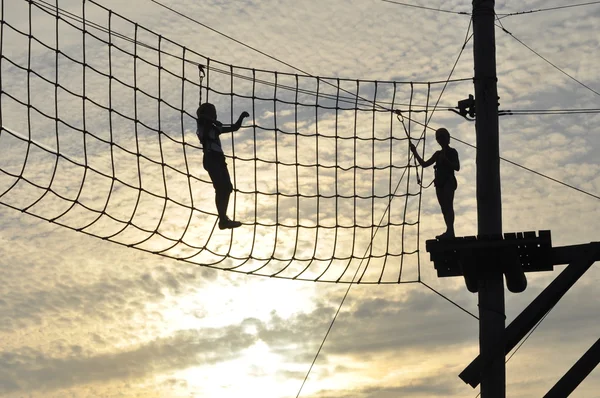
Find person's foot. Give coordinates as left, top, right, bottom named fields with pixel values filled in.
left=218, top=217, right=242, bottom=230
left=436, top=231, right=455, bottom=240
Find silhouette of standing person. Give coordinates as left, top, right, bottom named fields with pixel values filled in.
left=410, top=128, right=460, bottom=239
left=197, top=102, right=249, bottom=230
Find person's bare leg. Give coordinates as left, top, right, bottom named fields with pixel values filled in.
left=215, top=190, right=228, bottom=220
left=435, top=187, right=446, bottom=238
left=436, top=183, right=455, bottom=239
left=442, top=183, right=455, bottom=237
left=216, top=189, right=241, bottom=230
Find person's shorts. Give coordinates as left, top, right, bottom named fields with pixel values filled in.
left=203, top=151, right=233, bottom=194
left=434, top=175, right=457, bottom=191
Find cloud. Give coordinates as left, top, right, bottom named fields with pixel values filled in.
left=0, top=325, right=257, bottom=394
left=0, top=263, right=207, bottom=333
left=257, top=286, right=478, bottom=361
left=311, top=373, right=461, bottom=398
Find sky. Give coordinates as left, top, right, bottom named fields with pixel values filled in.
left=0, top=0, right=599, bottom=397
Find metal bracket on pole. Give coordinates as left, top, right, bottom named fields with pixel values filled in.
left=449, top=94, right=476, bottom=121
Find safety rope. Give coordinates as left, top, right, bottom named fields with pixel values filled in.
left=395, top=111, right=435, bottom=189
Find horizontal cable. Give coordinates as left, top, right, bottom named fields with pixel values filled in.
left=497, top=1, right=600, bottom=18
left=381, top=0, right=471, bottom=16
left=501, top=108, right=600, bottom=116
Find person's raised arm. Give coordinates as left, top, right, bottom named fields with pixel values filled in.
left=409, top=142, right=437, bottom=167
left=220, top=111, right=250, bottom=133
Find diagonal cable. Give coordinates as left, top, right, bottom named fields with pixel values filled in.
left=298, top=17, right=475, bottom=396
left=146, top=0, right=416, bottom=115
left=420, top=281, right=478, bottom=320
left=495, top=22, right=600, bottom=98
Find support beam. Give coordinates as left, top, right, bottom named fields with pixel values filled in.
left=460, top=242, right=600, bottom=388
left=544, top=338, right=600, bottom=398
left=473, top=0, right=504, bottom=396
left=551, top=244, right=600, bottom=265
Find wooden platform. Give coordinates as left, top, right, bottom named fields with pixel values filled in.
left=426, top=230, right=553, bottom=293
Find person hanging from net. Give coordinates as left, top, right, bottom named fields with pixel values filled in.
left=197, top=102, right=250, bottom=230
left=410, top=128, right=460, bottom=239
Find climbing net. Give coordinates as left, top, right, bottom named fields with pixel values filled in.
left=0, top=0, right=467, bottom=283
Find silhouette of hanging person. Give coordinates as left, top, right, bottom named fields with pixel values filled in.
left=197, top=102, right=249, bottom=230
left=410, top=128, right=460, bottom=239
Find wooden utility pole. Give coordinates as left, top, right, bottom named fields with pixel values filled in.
left=473, top=1, right=505, bottom=397
left=428, top=6, right=598, bottom=396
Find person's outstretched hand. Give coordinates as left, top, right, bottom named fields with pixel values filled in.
left=240, top=111, right=250, bottom=119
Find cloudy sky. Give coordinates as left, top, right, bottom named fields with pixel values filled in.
left=1, top=0, right=599, bottom=397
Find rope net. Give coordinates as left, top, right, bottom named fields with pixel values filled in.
left=0, top=0, right=460, bottom=283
